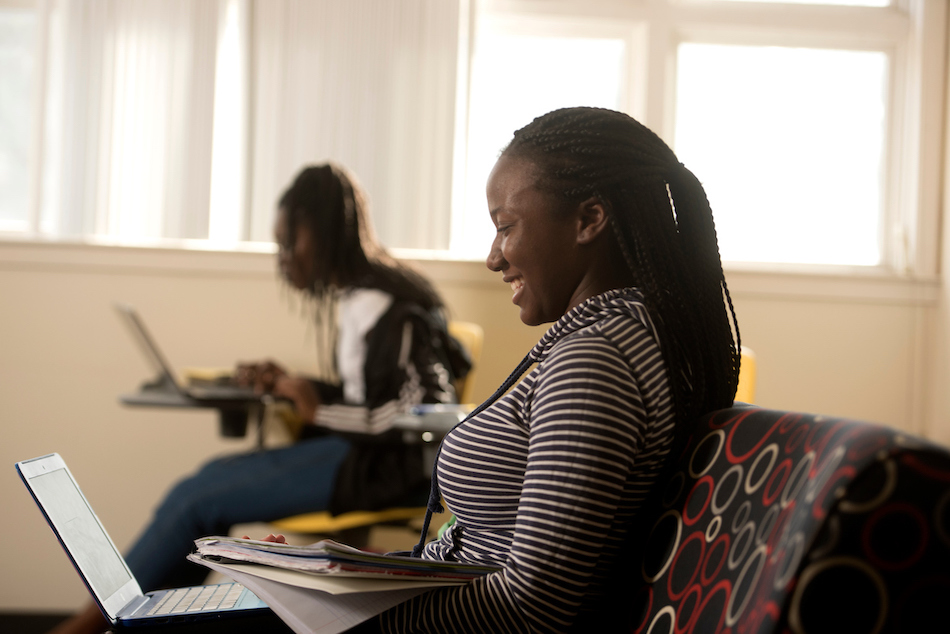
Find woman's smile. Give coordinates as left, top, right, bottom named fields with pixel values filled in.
left=485, top=154, right=592, bottom=326
left=506, top=276, right=524, bottom=301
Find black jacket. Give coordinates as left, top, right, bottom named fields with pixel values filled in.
left=306, top=299, right=470, bottom=514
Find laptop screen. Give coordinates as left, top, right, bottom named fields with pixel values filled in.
left=113, top=303, right=183, bottom=393
left=28, top=468, right=133, bottom=600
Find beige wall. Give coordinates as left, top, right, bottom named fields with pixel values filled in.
left=0, top=244, right=547, bottom=612
left=1, top=241, right=946, bottom=612
left=731, top=288, right=932, bottom=432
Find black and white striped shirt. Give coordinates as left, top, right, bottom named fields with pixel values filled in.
left=381, top=288, right=677, bottom=633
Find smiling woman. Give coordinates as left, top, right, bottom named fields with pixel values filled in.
left=486, top=155, right=634, bottom=327
left=363, top=107, right=741, bottom=633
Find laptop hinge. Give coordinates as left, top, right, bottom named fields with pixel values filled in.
left=120, top=594, right=152, bottom=618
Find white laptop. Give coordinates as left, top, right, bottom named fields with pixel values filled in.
left=114, top=303, right=260, bottom=403
left=16, top=453, right=283, bottom=630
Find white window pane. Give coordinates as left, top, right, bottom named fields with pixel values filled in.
left=720, top=0, right=889, bottom=6
left=208, top=0, right=247, bottom=245
left=38, top=1, right=221, bottom=243
left=675, top=43, right=887, bottom=266
left=0, top=8, right=35, bottom=233
left=455, top=27, right=626, bottom=258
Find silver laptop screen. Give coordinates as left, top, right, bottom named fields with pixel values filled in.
left=30, top=469, right=133, bottom=599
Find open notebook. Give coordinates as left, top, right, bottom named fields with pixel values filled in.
left=16, top=453, right=286, bottom=630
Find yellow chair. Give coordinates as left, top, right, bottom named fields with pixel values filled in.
left=268, top=321, right=484, bottom=545
left=448, top=321, right=483, bottom=404
left=735, top=346, right=757, bottom=404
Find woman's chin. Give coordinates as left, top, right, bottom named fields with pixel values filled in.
left=518, top=307, right=543, bottom=327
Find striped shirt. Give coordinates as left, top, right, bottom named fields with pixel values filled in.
left=381, top=288, right=676, bottom=633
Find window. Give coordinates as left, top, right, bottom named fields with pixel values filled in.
left=724, top=0, right=889, bottom=5
left=1, top=0, right=944, bottom=279
left=35, top=0, right=233, bottom=244
left=460, top=0, right=945, bottom=274
left=4, top=0, right=461, bottom=251
left=674, top=44, right=888, bottom=266
left=0, top=2, right=35, bottom=233
left=452, top=15, right=630, bottom=258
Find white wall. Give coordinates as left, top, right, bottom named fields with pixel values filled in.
left=1, top=239, right=946, bottom=612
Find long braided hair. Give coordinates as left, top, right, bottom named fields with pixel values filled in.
left=410, top=108, right=740, bottom=557
left=503, top=107, right=740, bottom=428
left=278, top=163, right=443, bottom=310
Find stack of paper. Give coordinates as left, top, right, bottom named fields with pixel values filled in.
left=188, top=537, right=500, bottom=634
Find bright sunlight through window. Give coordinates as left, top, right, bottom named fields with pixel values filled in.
left=452, top=25, right=626, bottom=259
left=208, top=0, right=246, bottom=245
left=723, top=0, right=888, bottom=5
left=0, top=8, right=34, bottom=233
left=675, top=43, right=888, bottom=266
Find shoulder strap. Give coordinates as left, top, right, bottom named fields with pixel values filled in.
left=410, top=352, right=536, bottom=557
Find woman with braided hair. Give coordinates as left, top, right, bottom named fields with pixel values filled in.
left=268, top=108, right=740, bottom=634
left=374, top=107, right=740, bottom=633
left=256, top=108, right=739, bottom=633
left=50, top=163, right=470, bottom=634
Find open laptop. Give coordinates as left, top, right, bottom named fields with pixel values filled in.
left=17, top=453, right=286, bottom=630
left=114, top=303, right=259, bottom=403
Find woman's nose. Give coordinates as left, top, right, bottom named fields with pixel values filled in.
left=486, top=238, right=505, bottom=272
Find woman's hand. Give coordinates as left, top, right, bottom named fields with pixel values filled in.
left=272, top=376, right=321, bottom=423
left=241, top=533, right=287, bottom=543
left=234, top=360, right=287, bottom=394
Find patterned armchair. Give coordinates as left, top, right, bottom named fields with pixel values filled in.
left=632, top=403, right=950, bottom=634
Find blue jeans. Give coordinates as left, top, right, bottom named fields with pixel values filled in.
left=124, top=435, right=352, bottom=591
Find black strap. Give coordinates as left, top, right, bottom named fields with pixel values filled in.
left=410, top=353, right=536, bottom=557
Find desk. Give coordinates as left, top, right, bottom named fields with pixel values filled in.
left=120, top=384, right=470, bottom=451
left=391, top=407, right=470, bottom=475
left=120, top=383, right=267, bottom=446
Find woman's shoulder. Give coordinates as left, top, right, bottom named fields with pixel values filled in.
left=531, top=295, right=666, bottom=392
left=546, top=316, right=656, bottom=365
left=339, top=288, right=395, bottom=333
left=533, top=288, right=656, bottom=357
left=341, top=287, right=394, bottom=310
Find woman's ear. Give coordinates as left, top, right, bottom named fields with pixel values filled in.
left=576, top=197, right=611, bottom=245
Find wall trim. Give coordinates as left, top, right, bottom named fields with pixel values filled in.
left=0, top=238, right=940, bottom=305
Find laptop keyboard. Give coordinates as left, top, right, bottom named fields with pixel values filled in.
left=147, top=583, right=245, bottom=616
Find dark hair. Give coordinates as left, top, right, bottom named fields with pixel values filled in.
left=503, top=107, right=740, bottom=424
left=278, top=164, right=442, bottom=310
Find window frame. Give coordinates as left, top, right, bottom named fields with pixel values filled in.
left=449, top=9, right=644, bottom=257
left=470, top=0, right=946, bottom=280
left=0, top=0, right=944, bottom=307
